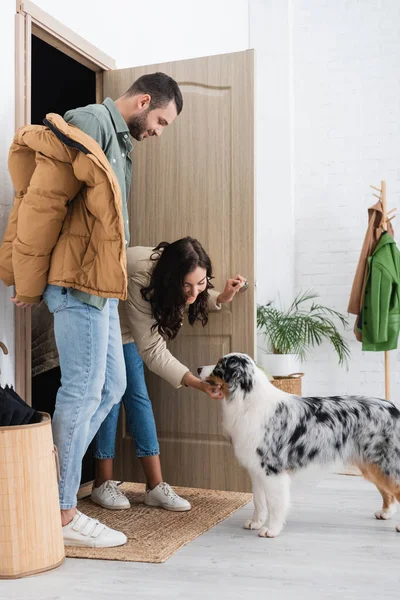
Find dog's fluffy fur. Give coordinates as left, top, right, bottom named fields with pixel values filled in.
left=198, top=353, right=400, bottom=538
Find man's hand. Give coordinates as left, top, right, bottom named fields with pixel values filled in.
left=10, top=297, right=37, bottom=309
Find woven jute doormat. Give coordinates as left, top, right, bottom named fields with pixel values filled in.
left=66, top=482, right=252, bottom=563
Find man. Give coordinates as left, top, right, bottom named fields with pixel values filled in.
left=0, top=73, right=183, bottom=548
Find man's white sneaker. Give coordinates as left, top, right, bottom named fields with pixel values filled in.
left=62, top=511, right=127, bottom=547
left=91, top=480, right=131, bottom=510
left=144, top=482, right=191, bottom=512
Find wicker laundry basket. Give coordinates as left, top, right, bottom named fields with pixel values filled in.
left=0, top=413, right=64, bottom=579
left=271, top=373, right=304, bottom=395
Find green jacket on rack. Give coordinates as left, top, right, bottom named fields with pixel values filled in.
left=361, top=231, right=400, bottom=351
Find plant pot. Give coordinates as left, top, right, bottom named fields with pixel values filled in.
left=259, top=353, right=301, bottom=377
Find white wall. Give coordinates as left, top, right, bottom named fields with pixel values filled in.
left=249, top=0, right=295, bottom=359
left=0, top=1, right=16, bottom=386
left=293, top=0, right=400, bottom=399
left=33, top=0, right=249, bottom=67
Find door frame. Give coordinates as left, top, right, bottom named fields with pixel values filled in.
left=14, top=0, right=115, bottom=401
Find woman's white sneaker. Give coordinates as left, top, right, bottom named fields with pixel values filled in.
left=91, top=480, right=131, bottom=510
left=62, top=511, right=127, bottom=547
left=144, top=482, right=191, bottom=512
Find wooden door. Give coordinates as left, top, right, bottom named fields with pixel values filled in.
left=104, top=51, right=254, bottom=491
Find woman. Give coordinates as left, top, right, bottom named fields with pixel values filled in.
left=91, top=237, right=246, bottom=511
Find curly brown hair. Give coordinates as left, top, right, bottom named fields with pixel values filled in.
left=141, top=237, right=214, bottom=341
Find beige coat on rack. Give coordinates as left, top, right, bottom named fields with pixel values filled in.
left=348, top=200, right=394, bottom=321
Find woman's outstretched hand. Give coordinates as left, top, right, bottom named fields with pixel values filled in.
left=199, top=380, right=224, bottom=400
left=217, top=275, right=247, bottom=304
left=184, top=373, right=224, bottom=399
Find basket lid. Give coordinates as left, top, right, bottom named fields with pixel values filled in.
left=272, top=373, right=304, bottom=380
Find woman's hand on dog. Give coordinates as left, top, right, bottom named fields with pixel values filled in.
left=217, top=275, right=247, bottom=304
left=200, top=380, right=224, bottom=399
left=184, top=372, right=224, bottom=399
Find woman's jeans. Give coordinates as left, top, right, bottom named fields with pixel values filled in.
left=43, top=285, right=126, bottom=509
left=94, top=342, right=160, bottom=460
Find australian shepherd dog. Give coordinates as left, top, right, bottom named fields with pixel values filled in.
left=198, top=353, right=400, bottom=538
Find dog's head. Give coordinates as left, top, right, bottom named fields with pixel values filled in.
left=197, top=353, right=256, bottom=399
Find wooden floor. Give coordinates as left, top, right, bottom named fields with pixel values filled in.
left=2, top=474, right=400, bottom=600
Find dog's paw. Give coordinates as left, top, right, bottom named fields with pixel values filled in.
left=395, top=523, right=400, bottom=533
left=244, top=519, right=265, bottom=530
left=258, top=526, right=282, bottom=538
left=375, top=505, right=397, bottom=520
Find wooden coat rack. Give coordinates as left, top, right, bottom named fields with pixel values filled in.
left=370, top=180, right=396, bottom=400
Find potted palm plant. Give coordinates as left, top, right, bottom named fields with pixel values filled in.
left=257, top=290, right=350, bottom=376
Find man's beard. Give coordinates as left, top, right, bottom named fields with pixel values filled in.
left=126, top=109, right=150, bottom=141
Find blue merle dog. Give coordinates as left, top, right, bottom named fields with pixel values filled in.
left=198, top=353, right=400, bottom=538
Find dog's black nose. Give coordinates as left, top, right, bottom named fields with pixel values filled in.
left=197, top=367, right=202, bottom=375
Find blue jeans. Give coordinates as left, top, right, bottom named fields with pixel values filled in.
left=43, top=285, right=126, bottom=509
left=93, top=342, right=160, bottom=460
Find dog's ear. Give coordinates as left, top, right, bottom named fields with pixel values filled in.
left=214, top=356, right=243, bottom=382
left=216, top=354, right=254, bottom=393
left=228, top=355, right=248, bottom=375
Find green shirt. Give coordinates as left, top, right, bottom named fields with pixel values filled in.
left=64, top=98, right=133, bottom=309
